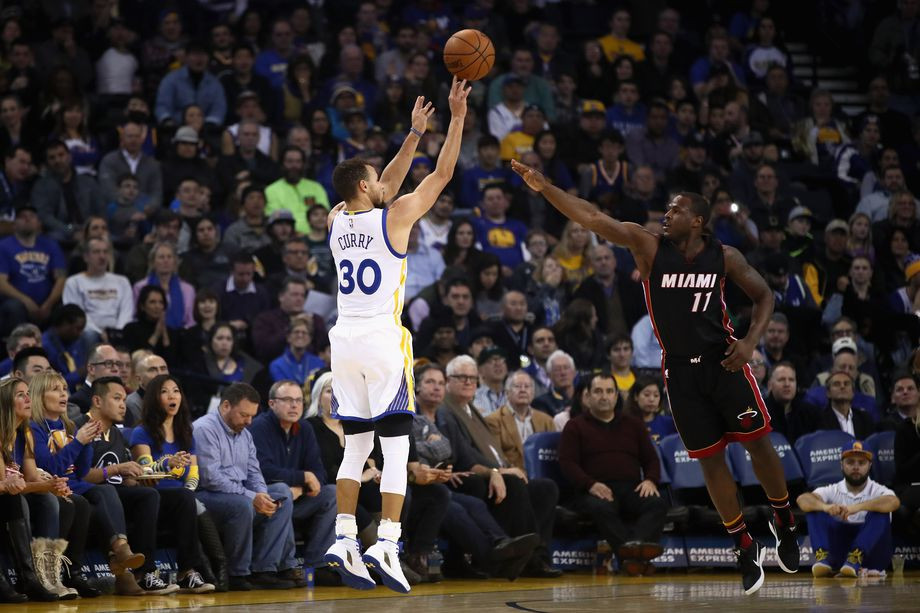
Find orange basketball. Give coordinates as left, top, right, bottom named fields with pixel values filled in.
left=443, top=29, right=495, bottom=81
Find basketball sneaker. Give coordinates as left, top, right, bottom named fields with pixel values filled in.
left=364, top=539, right=411, bottom=593
left=811, top=548, right=834, bottom=578
left=838, top=549, right=863, bottom=578
left=736, top=540, right=766, bottom=595
left=324, top=537, right=375, bottom=590
left=768, top=518, right=800, bottom=573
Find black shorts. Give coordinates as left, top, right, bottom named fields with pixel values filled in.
left=662, top=348, right=771, bottom=459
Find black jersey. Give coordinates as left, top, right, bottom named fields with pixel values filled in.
left=642, top=235, right=734, bottom=358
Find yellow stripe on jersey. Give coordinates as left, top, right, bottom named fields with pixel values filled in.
left=399, top=325, right=416, bottom=413
left=392, top=258, right=408, bottom=326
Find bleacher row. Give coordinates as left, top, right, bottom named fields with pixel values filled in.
left=524, top=429, right=919, bottom=571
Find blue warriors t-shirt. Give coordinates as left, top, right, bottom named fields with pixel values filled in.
left=472, top=216, right=528, bottom=269
left=460, top=166, right=513, bottom=209
left=0, top=235, right=66, bottom=304
left=129, top=425, right=196, bottom=489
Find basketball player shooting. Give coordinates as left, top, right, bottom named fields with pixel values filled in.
left=323, top=78, right=471, bottom=593
left=511, top=159, right=800, bottom=595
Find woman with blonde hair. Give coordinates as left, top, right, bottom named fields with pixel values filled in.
left=28, top=372, right=147, bottom=595
left=305, top=370, right=333, bottom=419
left=132, top=242, right=196, bottom=329
left=847, top=212, right=874, bottom=262
left=551, top=220, right=593, bottom=284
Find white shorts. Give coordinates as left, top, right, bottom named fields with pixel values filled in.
left=329, top=317, right=415, bottom=421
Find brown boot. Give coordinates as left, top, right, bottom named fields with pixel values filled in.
left=109, top=541, right=145, bottom=577
left=114, top=572, right=144, bottom=596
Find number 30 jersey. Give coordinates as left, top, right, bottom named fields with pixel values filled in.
left=329, top=206, right=407, bottom=322
left=641, top=235, right=735, bottom=358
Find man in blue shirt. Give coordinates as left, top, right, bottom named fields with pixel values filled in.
left=254, top=19, right=297, bottom=91
left=472, top=184, right=528, bottom=274
left=249, top=380, right=339, bottom=585
left=193, top=383, right=305, bottom=591
left=155, top=41, right=227, bottom=128
left=0, top=205, right=66, bottom=338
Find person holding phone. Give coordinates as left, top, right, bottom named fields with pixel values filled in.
left=193, top=382, right=305, bottom=591
left=249, top=379, right=340, bottom=586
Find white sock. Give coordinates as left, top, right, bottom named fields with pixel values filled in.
left=335, top=514, right=358, bottom=540
left=378, top=519, right=401, bottom=545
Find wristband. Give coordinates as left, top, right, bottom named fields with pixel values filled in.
left=102, top=467, right=108, bottom=481
left=410, top=127, right=423, bottom=138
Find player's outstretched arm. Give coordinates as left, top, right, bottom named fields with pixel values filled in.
left=378, top=96, right=436, bottom=199
left=510, top=159, right=656, bottom=252
left=389, top=77, right=471, bottom=225
left=721, top=245, right=774, bottom=371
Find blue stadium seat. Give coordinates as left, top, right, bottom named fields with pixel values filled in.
left=794, top=430, right=854, bottom=488
left=863, top=431, right=896, bottom=487
left=658, top=434, right=722, bottom=531
left=523, top=431, right=562, bottom=481
left=726, top=442, right=758, bottom=487
left=770, top=431, right=805, bottom=483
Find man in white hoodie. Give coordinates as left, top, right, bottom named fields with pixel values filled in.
left=63, top=237, right=134, bottom=343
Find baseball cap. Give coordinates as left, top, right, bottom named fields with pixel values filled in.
left=684, top=132, right=707, bottom=149
left=469, top=326, right=494, bottom=344
left=172, top=126, right=199, bottom=144
left=267, top=210, right=296, bottom=226
left=787, top=205, right=814, bottom=224
left=331, top=84, right=359, bottom=100
left=841, top=440, right=873, bottom=461
left=825, top=219, right=849, bottom=234
left=477, top=346, right=507, bottom=366
left=581, top=100, right=607, bottom=115
left=832, top=336, right=857, bottom=356
left=762, top=215, right=783, bottom=232
left=742, top=131, right=764, bottom=147
left=763, top=252, right=788, bottom=276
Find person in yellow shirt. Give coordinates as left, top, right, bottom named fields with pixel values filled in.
left=499, top=105, right=547, bottom=161
left=597, top=8, right=645, bottom=63
left=265, top=146, right=330, bottom=235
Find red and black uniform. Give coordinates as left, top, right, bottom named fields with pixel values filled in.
left=642, top=235, right=770, bottom=458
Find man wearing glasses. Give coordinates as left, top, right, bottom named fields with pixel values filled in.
left=68, top=343, right=124, bottom=416
left=249, top=379, right=339, bottom=586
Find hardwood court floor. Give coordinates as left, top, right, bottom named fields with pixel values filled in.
left=15, top=571, right=920, bottom=612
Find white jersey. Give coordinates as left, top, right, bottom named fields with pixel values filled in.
left=330, top=206, right=407, bottom=322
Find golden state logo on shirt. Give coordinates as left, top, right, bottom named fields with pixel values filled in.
left=487, top=227, right=517, bottom=248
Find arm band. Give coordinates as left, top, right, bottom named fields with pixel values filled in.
left=410, top=127, right=423, bottom=138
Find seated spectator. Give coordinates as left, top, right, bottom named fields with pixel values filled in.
left=534, top=349, right=577, bottom=417
left=487, top=76, right=527, bottom=143
left=161, top=128, right=216, bottom=202
left=265, top=147, right=330, bottom=236
left=98, top=118, right=163, bottom=210
left=805, top=338, right=878, bottom=419
left=32, top=140, right=105, bottom=243
left=418, top=193, right=454, bottom=253
left=416, top=277, right=483, bottom=353
left=63, top=238, right=134, bottom=343
left=624, top=101, right=679, bottom=182
left=442, top=218, right=484, bottom=273
left=438, top=355, right=561, bottom=578
left=253, top=210, right=297, bottom=280
left=125, top=353, right=169, bottom=427
left=249, top=380, right=338, bottom=585
left=856, top=166, right=917, bottom=223
left=0, top=146, right=35, bottom=225
left=269, top=315, right=326, bottom=384
left=559, top=371, right=667, bottom=575
left=797, top=442, right=899, bottom=578
left=742, top=16, right=790, bottom=87
left=193, top=383, right=304, bottom=590
left=27, top=371, right=148, bottom=596
left=606, top=335, right=638, bottom=393
left=624, top=376, right=675, bottom=443
left=304, top=204, right=335, bottom=286
left=124, top=210, right=181, bottom=284
left=0, top=323, right=42, bottom=378
left=252, top=277, right=328, bottom=364
left=572, top=245, right=635, bottom=339
left=471, top=254, right=506, bottom=321
left=792, top=89, right=850, bottom=168
left=487, top=290, right=535, bottom=363
left=215, top=120, right=281, bottom=208
left=133, top=241, right=196, bottom=330
left=500, top=105, right=546, bottom=162
left=0, top=205, right=67, bottom=336
left=0, top=96, right=41, bottom=162
left=807, top=370, right=876, bottom=439
left=485, top=370, right=556, bottom=470
left=471, top=184, right=528, bottom=275
left=217, top=253, right=273, bottom=333
left=473, top=347, right=509, bottom=417
left=554, top=299, right=606, bottom=370
left=764, top=361, right=816, bottom=444
left=178, top=217, right=231, bottom=290
left=597, top=8, right=645, bottom=62
left=894, top=408, right=920, bottom=528
left=68, top=343, right=123, bottom=415
left=41, top=304, right=89, bottom=390
left=880, top=374, right=920, bottom=430
left=689, top=33, right=746, bottom=98
left=223, top=186, right=272, bottom=257
left=201, top=323, right=266, bottom=394
left=155, top=41, right=226, bottom=132
left=580, top=130, right=629, bottom=213
left=406, top=223, right=445, bottom=302
left=122, top=285, right=180, bottom=364
left=460, top=136, right=513, bottom=210
left=524, top=256, right=570, bottom=329
left=606, top=80, right=646, bottom=139
left=523, top=326, right=557, bottom=396
left=129, top=374, right=222, bottom=592
left=551, top=220, right=593, bottom=285
left=221, top=44, right=278, bottom=127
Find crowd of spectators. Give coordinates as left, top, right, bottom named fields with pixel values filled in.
left=1, top=0, right=920, bottom=601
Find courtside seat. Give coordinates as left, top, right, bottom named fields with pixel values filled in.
left=654, top=444, right=689, bottom=532
left=658, top=434, right=724, bottom=532
left=863, top=430, right=896, bottom=487
left=523, top=432, right=593, bottom=537
left=793, top=430, right=855, bottom=489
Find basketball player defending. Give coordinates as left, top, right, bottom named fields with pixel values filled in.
left=511, top=159, right=800, bottom=595
left=323, top=78, right=470, bottom=593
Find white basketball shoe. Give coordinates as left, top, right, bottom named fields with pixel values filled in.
left=324, top=537, right=375, bottom=590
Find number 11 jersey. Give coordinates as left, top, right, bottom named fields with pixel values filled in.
left=641, top=235, right=734, bottom=358
left=330, top=207, right=407, bottom=322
